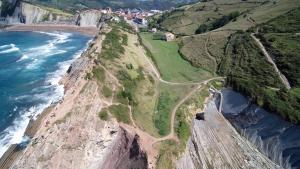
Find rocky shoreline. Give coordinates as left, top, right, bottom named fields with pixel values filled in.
left=0, top=23, right=149, bottom=169
left=0, top=25, right=98, bottom=169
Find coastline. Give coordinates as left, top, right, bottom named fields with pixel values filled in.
left=3, top=24, right=98, bottom=36
left=0, top=25, right=100, bottom=169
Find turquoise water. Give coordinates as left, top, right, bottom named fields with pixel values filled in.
left=0, top=31, right=91, bottom=157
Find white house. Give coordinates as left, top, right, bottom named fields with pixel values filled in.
left=164, top=32, right=175, bottom=41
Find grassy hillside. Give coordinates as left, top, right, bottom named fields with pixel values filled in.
left=139, top=32, right=212, bottom=82
left=154, top=0, right=300, bottom=75
left=153, top=0, right=300, bottom=123
left=256, top=7, right=300, bottom=87
left=155, top=0, right=265, bottom=35
left=23, top=0, right=198, bottom=12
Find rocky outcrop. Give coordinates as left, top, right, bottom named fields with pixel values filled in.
left=75, top=10, right=102, bottom=27
left=20, top=2, right=74, bottom=24
left=101, top=128, right=148, bottom=169
left=176, top=100, right=280, bottom=169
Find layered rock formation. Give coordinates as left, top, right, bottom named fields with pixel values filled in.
left=75, top=10, right=102, bottom=27
left=20, top=2, right=74, bottom=24
left=177, top=100, right=280, bottom=169
left=101, top=128, right=148, bottom=169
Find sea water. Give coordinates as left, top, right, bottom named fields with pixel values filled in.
left=0, top=31, right=91, bottom=157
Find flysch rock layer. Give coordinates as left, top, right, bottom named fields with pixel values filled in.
left=177, top=99, right=281, bottom=169
left=11, top=80, right=120, bottom=169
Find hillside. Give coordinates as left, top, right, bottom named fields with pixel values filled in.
left=22, top=0, right=198, bottom=11
left=153, top=0, right=300, bottom=35
left=152, top=0, right=300, bottom=123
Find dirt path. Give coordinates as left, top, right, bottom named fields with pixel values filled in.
left=251, top=33, right=291, bottom=89
left=98, top=29, right=225, bottom=168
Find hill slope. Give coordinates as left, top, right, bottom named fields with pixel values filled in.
left=23, top=0, right=198, bottom=11
left=154, top=0, right=300, bottom=123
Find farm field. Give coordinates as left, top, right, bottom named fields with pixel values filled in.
left=139, top=32, right=213, bottom=82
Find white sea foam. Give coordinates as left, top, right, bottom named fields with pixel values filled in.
left=0, top=44, right=20, bottom=54
left=16, top=54, right=29, bottom=62
left=24, top=32, right=70, bottom=69
left=0, top=103, right=50, bottom=157
left=35, top=31, right=71, bottom=44
left=0, top=44, right=13, bottom=49
left=0, top=35, right=92, bottom=158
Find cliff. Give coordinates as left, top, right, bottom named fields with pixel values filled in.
left=20, top=2, right=74, bottom=24
left=75, top=10, right=102, bottom=27
left=101, top=128, right=148, bottom=169
left=176, top=100, right=280, bottom=169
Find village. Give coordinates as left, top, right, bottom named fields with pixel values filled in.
left=0, top=1, right=175, bottom=41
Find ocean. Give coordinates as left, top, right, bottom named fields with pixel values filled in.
left=0, top=31, right=91, bottom=157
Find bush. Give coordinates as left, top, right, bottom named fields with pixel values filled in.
left=195, top=24, right=208, bottom=34
left=99, top=110, right=108, bottom=121
left=175, top=109, right=190, bottom=143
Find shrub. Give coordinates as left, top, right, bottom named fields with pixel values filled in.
left=99, top=110, right=108, bottom=121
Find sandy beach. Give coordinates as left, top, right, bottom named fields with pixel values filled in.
left=4, top=24, right=99, bottom=36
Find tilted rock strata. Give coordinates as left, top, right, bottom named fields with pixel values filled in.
left=177, top=101, right=280, bottom=169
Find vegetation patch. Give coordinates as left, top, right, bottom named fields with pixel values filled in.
left=179, top=34, right=216, bottom=72
left=257, top=33, right=300, bottom=87
left=139, top=32, right=212, bottom=82
left=99, top=26, right=126, bottom=59
left=154, top=83, right=195, bottom=136
left=195, top=11, right=240, bottom=34
left=108, top=104, right=130, bottom=124
left=258, top=7, right=300, bottom=33
left=102, top=85, right=112, bottom=98
left=154, top=92, right=172, bottom=136
left=99, top=110, right=109, bottom=121
left=92, top=67, right=105, bottom=82
left=219, top=32, right=300, bottom=123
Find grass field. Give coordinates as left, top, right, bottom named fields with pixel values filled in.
left=140, top=32, right=212, bottom=82
left=154, top=83, right=195, bottom=136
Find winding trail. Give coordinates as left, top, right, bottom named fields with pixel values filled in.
left=251, top=33, right=291, bottom=89
left=98, top=29, right=225, bottom=168
left=98, top=30, right=225, bottom=143
left=99, top=51, right=224, bottom=143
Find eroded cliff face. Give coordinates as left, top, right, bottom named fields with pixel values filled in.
left=101, top=128, right=148, bottom=169
left=76, top=10, right=102, bottom=27
left=176, top=101, right=280, bottom=169
left=20, top=2, right=73, bottom=24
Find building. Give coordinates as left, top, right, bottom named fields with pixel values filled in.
left=164, top=32, right=175, bottom=41
left=150, top=28, right=157, bottom=33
